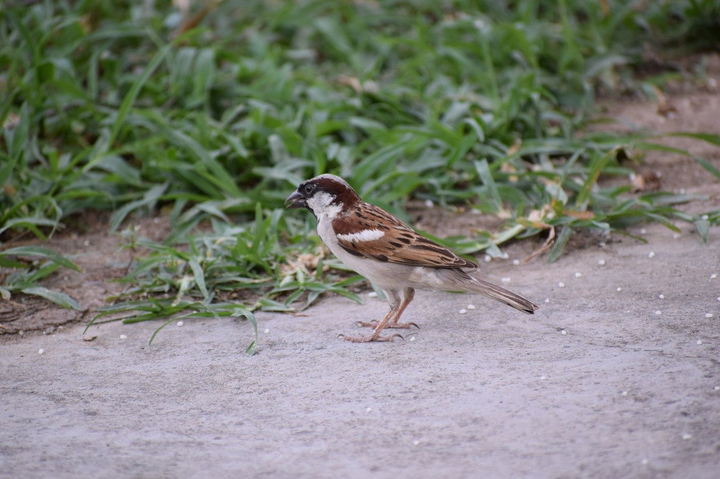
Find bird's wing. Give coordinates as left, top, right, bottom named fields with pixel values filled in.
left=332, top=203, right=477, bottom=269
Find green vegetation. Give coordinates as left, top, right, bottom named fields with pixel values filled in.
left=1, top=1, right=719, bottom=349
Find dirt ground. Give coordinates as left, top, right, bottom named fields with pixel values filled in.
left=2, top=62, right=720, bottom=477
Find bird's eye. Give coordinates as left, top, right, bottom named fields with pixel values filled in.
left=303, top=183, right=315, bottom=195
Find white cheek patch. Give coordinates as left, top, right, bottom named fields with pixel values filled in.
left=337, top=229, right=385, bottom=242
left=307, top=192, right=343, bottom=219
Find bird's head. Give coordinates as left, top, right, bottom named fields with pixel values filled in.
left=285, top=174, right=360, bottom=219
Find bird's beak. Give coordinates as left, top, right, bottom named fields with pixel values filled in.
left=285, top=190, right=307, bottom=209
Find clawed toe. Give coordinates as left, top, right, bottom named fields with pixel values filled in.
left=354, top=320, right=379, bottom=328
left=388, top=322, right=420, bottom=329
left=338, top=333, right=404, bottom=343
left=354, top=320, right=419, bottom=329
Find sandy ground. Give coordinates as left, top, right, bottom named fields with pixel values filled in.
left=2, top=222, right=720, bottom=478
left=2, top=60, right=720, bottom=478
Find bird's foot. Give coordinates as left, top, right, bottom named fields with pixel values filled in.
left=338, top=333, right=404, bottom=343
left=354, top=320, right=419, bottom=329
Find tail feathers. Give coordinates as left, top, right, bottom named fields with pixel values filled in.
left=464, top=277, right=538, bottom=314
left=440, top=269, right=538, bottom=314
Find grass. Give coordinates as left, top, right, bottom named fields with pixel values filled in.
left=1, top=1, right=719, bottom=350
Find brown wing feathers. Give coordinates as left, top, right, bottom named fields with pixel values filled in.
left=333, top=203, right=477, bottom=269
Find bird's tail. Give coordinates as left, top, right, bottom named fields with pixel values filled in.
left=440, top=269, right=539, bottom=314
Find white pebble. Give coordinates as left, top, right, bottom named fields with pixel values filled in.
left=648, top=251, right=655, bottom=258
left=424, top=199, right=434, bottom=208
left=616, top=287, right=622, bottom=292
left=697, top=340, right=703, bottom=345
left=717, top=297, right=720, bottom=302
left=501, top=277, right=511, bottom=283
left=544, top=298, right=550, bottom=303
left=410, top=336, right=415, bottom=342
left=655, top=310, right=662, bottom=315
left=366, top=407, right=372, bottom=412
left=598, top=242, right=606, bottom=247
left=682, top=434, right=692, bottom=440
left=561, top=330, right=567, bottom=335
left=658, top=294, right=665, bottom=299
left=177, top=321, right=184, bottom=326
left=368, top=292, right=378, bottom=298
left=484, top=255, right=491, bottom=262
left=540, top=375, right=546, bottom=380
left=641, top=229, right=647, bottom=234
left=711, top=273, right=718, bottom=279
left=641, top=459, right=648, bottom=465
left=459, top=309, right=467, bottom=314
left=413, top=440, right=420, bottom=446
left=512, top=259, right=520, bottom=265
left=706, top=313, right=714, bottom=318
left=501, top=252, right=509, bottom=259
left=621, top=391, right=628, bottom=397
left=574, top=272, right=582, bottom=278
left=38, top=348, right=44, bottom=355
left=702, top=214, right=709, bottom=220
left=598, top=259, right=606, bottom=265
left=120, top=334, right=127, bottom=340
left=467, top=304, right=475, bottom=310
left=264, top=328, right=270, bottom=334
left=714, top=386, right=720, bottom=391
left=558, top=282, right=565, bottom=288
left=673, top=233, right=681, bottom=239
left=83, top=239, right=90, bottom=247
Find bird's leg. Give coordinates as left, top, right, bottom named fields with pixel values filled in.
left=341, top=291, right=404, bottom=343
left=355, top=289, right=419, bottom=329
left=386, top=288, right=418, bottom=329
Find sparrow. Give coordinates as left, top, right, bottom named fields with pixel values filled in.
left=285, top=174, right=538, bottom=343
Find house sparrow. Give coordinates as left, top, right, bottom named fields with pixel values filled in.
left=285, top=174, right=538, bottom=342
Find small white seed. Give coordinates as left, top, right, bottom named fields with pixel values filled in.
left=598, top=259, right=606, bottom=265
left=558, top=282, right=565, bottom=288
left=467, top=304, right=475, bottom=310
left=616, top=287, right=622, bottom=292
left=459, top=309, right=467, bottom=314
left=648, top=251, right=655, bottom=258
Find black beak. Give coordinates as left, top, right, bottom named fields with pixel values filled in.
left=285, top=190, right=307, bottom=209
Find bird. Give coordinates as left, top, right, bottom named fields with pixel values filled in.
left=285, top=174, right=538, bottom=342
